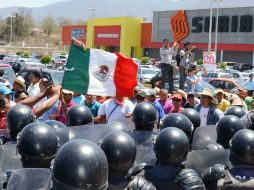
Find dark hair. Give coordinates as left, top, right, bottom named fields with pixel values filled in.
left=184, top=42, right=191, bottom=47
left=14, top=89, right=29, bottom=99
left=0, top=70, right=4, bottom=77
left=162, top=39, right=169, bottom=43
left=0, top=97, right=6, bottom=108
left=31, top=71, right=42, bottom=79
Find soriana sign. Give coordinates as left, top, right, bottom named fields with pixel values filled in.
left=94, top=26, right=121, bottom=46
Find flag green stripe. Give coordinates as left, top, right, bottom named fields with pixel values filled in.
left=62, top=44, right=90, bottom=93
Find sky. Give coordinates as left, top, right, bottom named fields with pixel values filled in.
left=0, top=0, right=67, bottom=8
left=0, top=0, right=254, bottom=9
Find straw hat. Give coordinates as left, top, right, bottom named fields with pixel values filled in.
left=216, top=89, right=225, bottom=95
left=231, top=98, right=243, bottom=107
left=62, top=89, right=74, bottom=95
left=14, top=76, right=26, bottom=90
left=198, top=88, right=218, bottom=104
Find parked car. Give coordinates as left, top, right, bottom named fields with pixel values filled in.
left=137, top=67, right=157, bottom=84
left=232, top=72, right=250, bottom=82
left=208, top=78, right=248, bottom=99
left=233, top=63, right=253, bottom=72
left=52, top=55, right=68, bottom=65
left=7, top=61, right=23, bottom=73
left=204, top=72, right=233, bottom=82
left=0, top=64, right=16, bottom=84
left=0, top=54, right=6, bottom=61
left=18, top=69, right=64, bottom=88
left=140, top=65, right=160, bottom=73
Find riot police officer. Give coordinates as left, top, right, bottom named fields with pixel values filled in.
left=202, top=129, right=254, bottom=190
left=100, top=131, right=136, bottom=189
left=6, top=105, right=35, bottom=142
left=134, top=127, right=205, bottom=190
left=162, top=113, right=193, bottom=140
left=17, top=122, right=58, bottom=168
left=216, top=115, right=244, bottom=148
left=43, top=120, right=67, bottom=129
left=66, top=105, right=93, bottom=127
left=181, top=108, right=201, bottom=129
left=131, top=102, right=157, bottom=164
left=224, top=106, right=246, bottom=118
left=240, top=111, right=254, bottom=130
left=51, top=139, right=108, bottom=190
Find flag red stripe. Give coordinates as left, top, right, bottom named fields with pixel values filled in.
left=114, top=53, right=138, bottom=97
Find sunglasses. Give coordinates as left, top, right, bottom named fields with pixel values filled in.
left=187, top=95, right=195, bottom=98
left=172, top=99, right=181, bottom=102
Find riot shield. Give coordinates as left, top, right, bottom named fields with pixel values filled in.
left=69, top=124, right=114, bottom=143
left=191, top=126, right=217, bottom=150
left=0, top=144, right=22, bottom=173
left=54, top=127, right=70, bottom=147
left=7, top=168, right=51, bottom=190
left=131, top=130, right=156, bottom=165
left=111, top=118, right=135, bottom=132
left=185, top=149, right=232, bottom=176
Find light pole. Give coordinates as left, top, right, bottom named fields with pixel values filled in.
left=88, top=5, right=96, bottom=48
left=9, top=13, right=14, bottom=45
left=214, top=0, right=223, bottom=63
left=208, top=0, right=213, bottom=51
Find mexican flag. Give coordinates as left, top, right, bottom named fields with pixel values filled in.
left=62, top=40, right=138, bottom=97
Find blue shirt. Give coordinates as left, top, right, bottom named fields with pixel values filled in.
left=72, top=94, right=86, bottom=105
left=84, top=99, right=101, bottom=117
left=245, top=80, right=254, bottom=91
left=40, top=100, right=59, bottom=121
left=153, top=101, right=165, bottom=120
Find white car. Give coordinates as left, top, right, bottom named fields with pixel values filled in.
left=232, top=72, right=250, bottom=82
left=140, top=65, right=160, bottom=73
left=52, top=55, right=68, bottom=65
left=137, top=67, right=157, bottom=84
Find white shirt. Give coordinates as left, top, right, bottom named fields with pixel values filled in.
left=200, top=106, right=209, bottom=127
left=27, top=82, right=40, bottom=97
left=160, top=46, right=177, bottom=65
left=98, top=98, right=134, bottom=123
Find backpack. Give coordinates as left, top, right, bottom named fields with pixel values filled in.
left=176, top=50, right=183, bottom=67
left=217, top=170, right=254, bottom=190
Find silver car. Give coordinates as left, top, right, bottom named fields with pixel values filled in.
left=137, top=67, right=157, bottom=84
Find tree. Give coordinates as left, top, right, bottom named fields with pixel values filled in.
left=42, top=16, right=57, bottom=36
left=41, top=55, right=52, bottom=64
left=141, top=57, right=150, bottom=65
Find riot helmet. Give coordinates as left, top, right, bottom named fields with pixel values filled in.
left=127, top=176, right=156, bottom=190
left=100, top=131, right=136, bottom=177
left=217, top=115, right=245, bottom=148
left=66, top=105, right=93, bottom=127
left=230, top=129, right=254, bottom=165
left=225, top=106, right=246, bottom=118
left=206, top=143, right=224, bottom=150
left=6, top=104, right=35, bottom=139
left=181, top=108, right=201, bottom=129
left=132, top=102, right=157, bottom=131
left=43, top=120, right=67, bottom=129
left=52, top=139, right=108, bottom=190
left=17, top=122, right=58, bottom=168
left=162, top=113, right=193, bottom=139
left=154, top=127, right=189, bottom=166
left=240, top=111, right=254, bottom=130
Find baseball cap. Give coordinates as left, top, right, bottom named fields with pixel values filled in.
left=172, top=94, right=183, bottom=101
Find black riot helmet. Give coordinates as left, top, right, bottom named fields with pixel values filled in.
left=162, top=113, right=193, bottom=139
left=43, top=120, right=67, bottom=129
left=132, top=102, right=157, bottom=131
left=52, top=139, right=108, bottom=190
left=230, top=129, right=254, bottom=165
left=154, top=127, right=189, bottom=166
left=7, top=104, right=35, bottom=139
left=102, top=121, right=129, bottom=138
left=206, top=143, right=224, bottom=150
left=100, top=131, right=136, bottom=177
left=127, top=176, right=156, bottom=190
left=17, top=122, right=58, bottom=168
left=225, top=106, right=246, bottom=118
left=217, top=115, right=245, bottom=149
left=181, top=108, right=201, bottom=129
left=240, top=111, right=254, bottom=130
left=66, top=105, right=93, bottom=127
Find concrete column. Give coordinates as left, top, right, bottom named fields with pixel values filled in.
left=220, top=50, right=223, bottom=62
left=252, top=51, right=254, bottom=67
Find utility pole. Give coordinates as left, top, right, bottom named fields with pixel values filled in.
left=88, top=5, right=96, bottom=48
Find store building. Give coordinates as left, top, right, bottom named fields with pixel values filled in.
left=62, top=7, right=254, bottom=64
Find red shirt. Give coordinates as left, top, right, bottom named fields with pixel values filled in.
left=0, top=116, right=6, bottom=129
